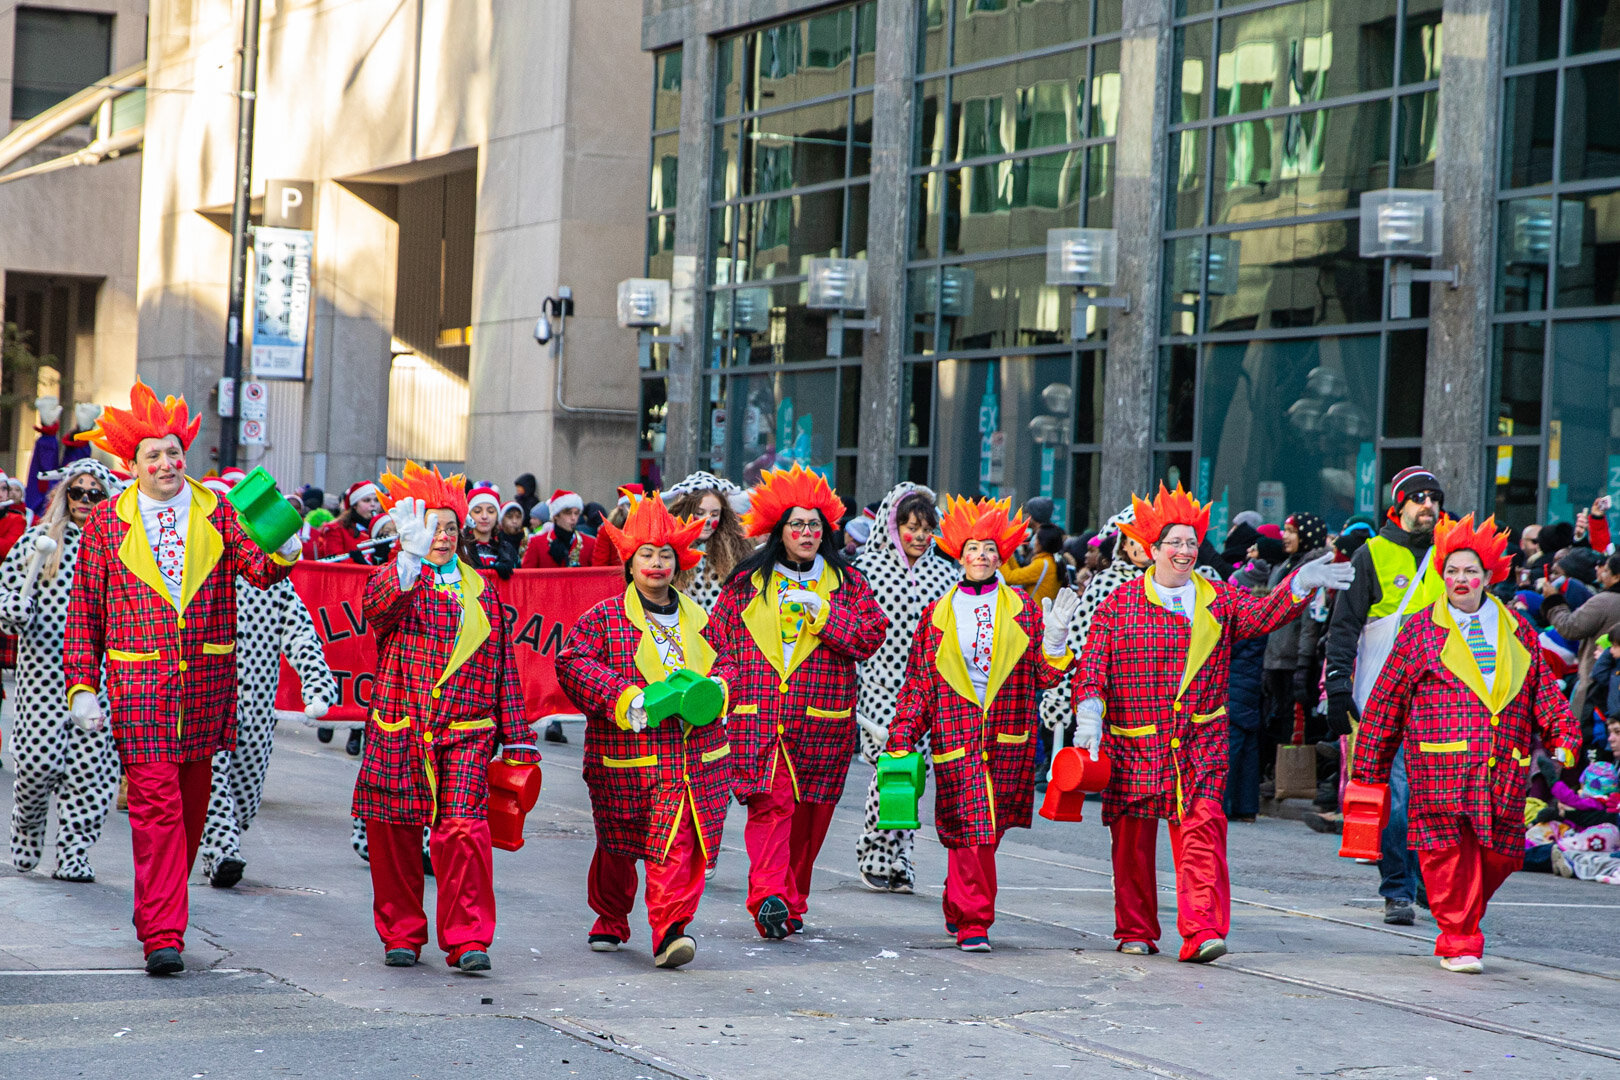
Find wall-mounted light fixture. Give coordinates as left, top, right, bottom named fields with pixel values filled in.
left=1358, top=189, right=1459, bottom=319
left=1046, top=228, right=1129, bottom=338
left=807, top=257, right=879, bottom=358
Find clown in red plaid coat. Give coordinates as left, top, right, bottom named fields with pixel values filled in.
left=884, top=498, right=1078, bottom=951
left=354, top=462, right=539, bottom=974
left=706, top=465, right=887, bottom=939
left=1070, top=486, right=1354, bottom=963
left=557, top=494, right=730, bottom=970
left=62, top=382, right=302, bottom=974
left=1352, top=516, right=1578, bottom=973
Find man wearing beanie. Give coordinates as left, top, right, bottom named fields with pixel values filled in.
left=1322, top=465, right=1445, bottom=925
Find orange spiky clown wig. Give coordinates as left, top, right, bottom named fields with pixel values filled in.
left=1431, top=514, right=1513, bottom=584
left=935, top=496, right=1028, bottom=562
left=84, top=380, right=202, bottom=464
left=597, top=493, right=706, bottom=571
left=1118, top=484, right=1211, bottom=549
left=378, top=461, right=469, bottom=524
left=742, top=464, right=846, bottom=538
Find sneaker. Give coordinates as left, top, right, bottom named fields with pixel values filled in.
left=859, top=870, right=892, bottom=892
left=455, top=950, right=492, bottom=972
left=957, top=936, right=991, bottom=952
left=588, top=934, right=622, bottom=953
left=144, top=947, right=184, bottom=976
left=889, top=873, right=914, bottom=895
left=1551, top=846, right=1575, bottom=878
left=1303, top=811, right=1343, bottom=835
left=1440, top=955, right=1484, bottom=974
left=544, top=720, right=568, bottom=744
left=786, top=917, right=804, bottom=936
left=1118, top=941, right=1153, bottom=956
left=654, top=929, right=696, bottom=969
left=755, top=896, right=791, bottom=940
left=317, top=727, right=334, bottom=744
left=209, top=856, right=246, bottom=889
left=1259, top=779, right=1276, bottom=799
left=1384, top=899, right=1415, bottom=926
left=1183, top=937, right=1227, bottom=964
left=384, top=948, right=417, bottom=967
left=945, top=921, right=959, bottom=935
left=345, top=728, right=364, bottom=757
left=1315, top=740, right=1341, bottom=765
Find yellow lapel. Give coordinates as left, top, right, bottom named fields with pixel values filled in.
left=1433, top=596, right=1529, bottom=713
left=114, top=478, right=223, bottom=613
left=623, top=585, right=717, bottom=683
left=930, top=583, right=1030, bottom=712
left=739, top=565, right=842, bottom=680
left=1144, top=569, right=1224, bottom=702
left=435, top=560, right=490, bottom=688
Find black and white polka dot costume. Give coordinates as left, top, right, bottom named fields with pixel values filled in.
left=199, top=576, right=337, bottom=878
left=853, top=483, right=958, bottom=886
left=1039, top=507, right=1142, bottom=732
left=0, top=467, right=122, bottom=882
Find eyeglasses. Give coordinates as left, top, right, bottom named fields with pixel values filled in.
left=67, top=487, right=107, bottom=504
left=785, top=520, right=823, bottom=536
left=1156, top=538, right=1199, bottom=552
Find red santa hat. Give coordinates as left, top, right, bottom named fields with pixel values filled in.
left=220, top=467, right=247, bottom=486
left=499, top=500, right=525, bottom=520
left=616, top=483, right=645, bottom=507
left=468, top=484, right=501, bottom=514
left=343, top=480, right=381, bottom=510
left=201, top=476, right=233, bottom=496
left=548, top=488, right=584, bottom=516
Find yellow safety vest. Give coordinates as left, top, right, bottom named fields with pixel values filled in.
left=1365, top=535, right=1443, bottom=620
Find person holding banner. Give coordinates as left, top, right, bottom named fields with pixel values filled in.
left=63, top=381, right=304, bottom=975
left=877, top=497, right=1078, bottom=951
left=707, top=465, right=887, bottom=939
left=356, top=461, right=539, bottom=973
left=556, top=494, right=729, bottom=969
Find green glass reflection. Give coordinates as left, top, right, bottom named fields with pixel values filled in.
left=654, top=49, right=683, bottom=131
left=1572, top=0, right=1620, bottom=55
left=1202, top=223, right=1383, bottom=332
left=1501, top=72, right=1556, bottom=189
left=1554, top=188, right=1620, bottom=309
left=1401, top=0, right=1443, bottom=84
left=915, top=79, right=946, bottom=168
left=942, top=148, right=1085, bottom=258
left=650, top=134, right=679, bottom=214
left=1561, top=61, right=1620, bottom=183
left=935, top=256, right=1078, bottom=351
left=949, top=49, right=1091, bottom=164
left=1396, top=89, right=1439, bottom=188
left=1215, top=0, right=1396, bottom=117
left=1495, top=197, right=1553, bottom=313
left=952, top=0, right=1095, bottom=70
left=735, top=188, right=847, bottom=281
left=1210, top=99, right=1391, bottom=227
left=1548, top=318, right=1620, bottom=513
left=712, top=368, right=843, bottom=485
left=1506, top=0, right=1560, bottom=66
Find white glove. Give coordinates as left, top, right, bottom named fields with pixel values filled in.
left=275, top=530, right=303, bottom=561
left=1041, top=590, right=1081, bottom=657
left=1291, top=552, right=1355, bottom=596
left=780, top=588, right=823, bottom=620
left=857, top=713, right=889, bottom=750
left=390, top=498, right=435, bottom=585
left=69, top=689, right=105, bottom=733
left=1071, top=697, right=1104, bottom=757
left=627, top=693, right=648, bottom=733
left=304, top=699, right=329, bottom=720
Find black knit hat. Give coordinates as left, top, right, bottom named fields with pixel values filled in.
left=1285, top=511, right=1327, bottom=553
left=1390, top=466, right=1443, bottom=508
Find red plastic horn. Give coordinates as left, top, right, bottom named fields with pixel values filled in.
left=1039, top=747, right=1112, bottom=822
left=1337, top=780, right=1389, bottom=861
left=487, top=759, right=543, bottom=852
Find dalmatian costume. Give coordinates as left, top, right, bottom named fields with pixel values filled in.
left=199, top=576, right=338, bottom=884
left=664, top=470, right=747, bottom=611
left=853, top=483, right=958, bottom=889
left=1039, top=507, right=1143, bottom=732
left=0, top=461, right=123, bottom=882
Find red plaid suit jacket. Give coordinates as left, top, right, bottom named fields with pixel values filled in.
left=708, top=563, right=887, bottom=804
left=1352, top=599, right=1578, bottom=856
left=556, top=588, right=731, bottom=864
left=889, top=584, right=1068, bottom=847
left=351, top=558, right=535, bottom=825
left=1072, top=569, right=1308, bottom=824
left=63, top=478, right=295, bottom=765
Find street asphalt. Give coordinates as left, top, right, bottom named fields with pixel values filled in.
left=3, top=717, right=1619, bottom=1080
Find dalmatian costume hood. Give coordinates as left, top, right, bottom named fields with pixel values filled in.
left=1040, top=505, right=1145, bottom=730
left=0, top=459, right=125, bottom=880
left=664, top=470, right=747, bottom=611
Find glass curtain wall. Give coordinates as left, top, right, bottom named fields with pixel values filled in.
left=641, top=47, right=684, bottom=489
left=902, top=0, right=1124, bottom=532
left=704, top=4, right=878, bottom=493
left=1494, top=0, right=1620, bottom=529
left=1158, top=0, right=1442, bottom=532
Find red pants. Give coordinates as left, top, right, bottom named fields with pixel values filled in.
left=588, top=804, right=707, bottom=944
left=1110, top=797, right=1230, bottom=960
left=125, top=759, right=212, bottom=954
left=367, top=817, right=495, bottom=963
left=943, top=840, right=999, bottom=941
left=1416, top=818, right=1521, bottom=958
left=744, top=748, right=836, bottom=922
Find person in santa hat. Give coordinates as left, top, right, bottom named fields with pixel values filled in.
left=462, top=484, right=519, bottom=578
left=523, top=489, right=596, bottom=569
left=306, top=480, right=383, bottom=563
left=706, top=464, right=888, bottom=939
left=62, top=380, right=304, bottom=974
left=1070, top=485, right=1353, bottom=963
left=557, top=493, right=730, bottom=969
left=354, top=462, right=539, bottom=972
left=878, top=497, right=1080, bottom=950
left=1352, top=515, right=1579, bottom=974
left=588, top=484, right=647, bottom=568
left=0, top=469, right=30, bottom=559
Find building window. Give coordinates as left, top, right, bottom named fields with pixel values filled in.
left=903, top=0, right=1121, bottom=531
left=1157, top=0, right=1441, bottom=531
left=641, top=47, right=683, bottom=489
left=705, top=3, right=876, bottom=488
left=10, top=7, right=114, bottom=121
left=1492, top=0, right=1620, bottom=528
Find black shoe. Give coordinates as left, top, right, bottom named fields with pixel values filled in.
left=544, top=720, right=568, bottom=744
left=145, top=947, right=184, bottom=976
left=317, top=727, right=334, bottom=744
left=456, top=950, right=491, bottom=972
left=859, top=870, right=892, bottom=892
left=384, top=948, right=417, bottom=967
left=755, top=895, right=790, bottom=940
left=209, top=856, right=246, bottom=889
left=346, top=728, right=364, bottom=756
left=1303, top=811, right=1343, bottom=834
left=1384, top=899, right=1415, bottom=926
left=1315, top=740, right=1340, bottom=764
left=654, top=926, right=696, bottom=969
left=588, top=933, right=622, bottom=953
left=786, top=917, right=803, bottom=936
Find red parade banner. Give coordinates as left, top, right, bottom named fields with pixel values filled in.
left=274, top=562, right=623, bottom=726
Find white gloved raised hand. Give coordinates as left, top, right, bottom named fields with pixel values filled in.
left=69, top=689, right=105, bottom=734
left=389, top=498, right=436, bottom=585
left=276, top=530, right=304, bottom=561
left=304, top=699, right=329, bottom=721
left=1041, top=590, right=1081, bottom=657
left=1071, top=696, right=1104, bottom=757
left=857, top=713, right=890, bottom=751
left=627, top=693, right=648, bottom=733
left=780, top=588, right=823, bottom=620
left=1291, top=552, right=1355, bottom=596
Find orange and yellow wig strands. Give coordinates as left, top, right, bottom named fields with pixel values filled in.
left=743, top=464, right=846, bottom=538
left=1431, top=514, right=1514, bottom=584
left=597, top=493, right=706, bottom=570
left=378, top=461, right=470, bottom=524
left=83, top=380, right=202, bottom=463
left=934, top=496, right=1029, bottom=562
left=1118, top=484, right=1211, bottom=549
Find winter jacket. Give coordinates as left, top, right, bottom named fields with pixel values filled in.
left=1538, top=582, right=1620, bottom=722
left=1002, top=551, right=1061, bottom=608
left=1263, top=545, right=1328, bottom=671
left=1324, top=522, right=1434, bottom=699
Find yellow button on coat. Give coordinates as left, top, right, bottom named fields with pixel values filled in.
left=178, top=660, right=188, bottom=672
left=1172, top=702, right=1182, bottom=713
left=177, top=617, right=186, bottom=629
left=1490, top=716, right=1500, bottom=727
left=777, top=724, right=785, bottom=734
left=424, top=731, right=434, bottom=743
left=1170, top=737, right=1181, bottom=748
left=431, top=688, right=442, bottom=699
left=1488, top=756, right=1497, bottom=767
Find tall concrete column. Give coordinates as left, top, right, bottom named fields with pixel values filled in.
left=1422, top=0, right=1502, bottom=514
left=662, top=13, right=713, bottom=484
left=853, top=0, right=916, bottom=508
left=1098, top=0, right=1172, bottom=515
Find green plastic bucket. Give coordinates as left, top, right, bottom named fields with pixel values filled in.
left=225, top=466, right=303, bottom=554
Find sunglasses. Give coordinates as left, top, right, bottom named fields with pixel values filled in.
left=67, top=487, right=107, bottom=504
left=1408, top=491, right=1443, bottom=506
